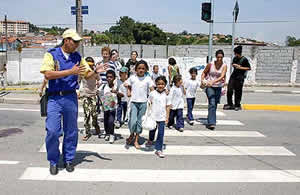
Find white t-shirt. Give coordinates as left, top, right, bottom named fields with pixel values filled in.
left=117, top=79, right=128, bottom=102
left=149, top=90, right=171, bottom=122
left=126, top=75, right=154, bottom=103
left=184, top=79, right=200, bottom=98
left=151, top=72, right=161, bottom=82
left=169, top=86, right=185, bottom=109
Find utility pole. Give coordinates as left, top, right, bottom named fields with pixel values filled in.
left=207, top=0, right=214, bottom=63
left=76, top=0, right=84, bottom=56
left=231, top=0, right=239, bottom=73
left=4, top=15, right=8, bottom=64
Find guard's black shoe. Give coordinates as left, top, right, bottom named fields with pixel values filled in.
left=234, top=106, right=242, bottom=111
left=49, top=165, right=58, bottom=175
left=64, top=162, right=74, bottom=172
left=223, top=104, right=234, bottom=110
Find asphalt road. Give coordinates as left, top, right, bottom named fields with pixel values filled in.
left=1, top=102, right=300, bottom=195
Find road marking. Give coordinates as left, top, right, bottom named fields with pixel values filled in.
left=0, top=160, right=19, bottom=165
left=0, top=108, right=39, bottom=112
left=79, top=128, right=265, bottom=137
left=255, top=90, right=273, bottom=93
left=78, top=108, right=226, bottom=116
left=243, top=104, right=300, bottom=112
left=77, top=117, right=243, bottom=126
left=194, top=119, right=244, bottom=126
left=0, top=108, right=226, bottom=117
left=39, top=144, right=294, bottom=156
left=20, top=168, right=300, bottom=182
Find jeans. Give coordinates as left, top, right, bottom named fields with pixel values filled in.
left=186, top=98, right=196, bottom=121
left=205, top=87, right=222, bottom=126
left=227, top=77, right=244, bottom=107
left=149, top=121, right=165, bottom=151
left=104, top=110, right=116, bottom=135
left=167, top=109, right=184, bottom=129
left=128, top=102, right=147, bottom=134
left=45, top=93, right=78, bottom=166
left=117, top=101, right=127, bottom=123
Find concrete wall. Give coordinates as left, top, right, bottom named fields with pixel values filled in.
left=4, top=45, right=300, bottom=85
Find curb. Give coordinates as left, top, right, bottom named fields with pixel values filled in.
left=242, top=104, right=300, bottom=112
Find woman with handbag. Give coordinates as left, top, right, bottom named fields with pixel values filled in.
left=145, top=76, right=171, bottom=158
left=201, top=50, right=227, bottom=130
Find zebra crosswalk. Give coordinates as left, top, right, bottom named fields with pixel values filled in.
left=18, top=109, right=300, bottom=184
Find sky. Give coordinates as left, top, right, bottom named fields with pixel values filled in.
left=1, top=0, right=300, bottom=45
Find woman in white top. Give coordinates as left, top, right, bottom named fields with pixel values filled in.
left=201, top=50, right=227, bottom=130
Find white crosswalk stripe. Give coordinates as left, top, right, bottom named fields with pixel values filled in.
left=78, top=107, right=226, bottom=116
left=39, top=143, right=295, bottom=156
left=77, top=117, right=244, bottom=126
left=20, top=168, right=300, bottom=182
left=17, top=108, right=300, bottom=184
left=79, top=128, right=266, bottom=137
left=0, top=160, right=19, bottom=165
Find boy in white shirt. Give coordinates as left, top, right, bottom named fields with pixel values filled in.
left=184, top=68, right=200, bottom=125
left=167, top=75, right=186, bottom=132
left=116, top=67, right=129, bottom=128
left=151, top=65, right=161, bottom=82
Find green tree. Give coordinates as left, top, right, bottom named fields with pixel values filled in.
left=286, top=36, right=300, bottom=46
left=94, top=34, right=110, bottom=45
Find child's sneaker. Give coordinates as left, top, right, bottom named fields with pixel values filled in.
left=115, top=122, right=121, bottom=129
left=189, top=121, right=194, bottom=125
left=155, top=150, right=165, bottom=158
left=109, top=135, right=115, bottom=144
left=105, top=135, right=110, bottom=141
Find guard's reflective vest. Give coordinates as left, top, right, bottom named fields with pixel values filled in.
left=47, top=47, right=81, bottom=93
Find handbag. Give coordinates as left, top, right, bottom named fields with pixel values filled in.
left=141, top=101, right=157, bottom=131
left=40, top=88, right=48, bottom=117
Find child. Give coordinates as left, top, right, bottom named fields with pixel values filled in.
left=116, top=67, right=129, bottom=128
left=146, top=76, right=171, bottom=158
left=167, top=74, right=185, bottom=132
left=99, top=70, right=118, bottom=144
left=167, top=57, right=180, bottom=87
left=151, top=65, right=161, bottom=81
left=184, top=68, right=200, bottom=125
left=126, top=60, right=154, bottom=149
left=81, top=57, right=101, bottom=141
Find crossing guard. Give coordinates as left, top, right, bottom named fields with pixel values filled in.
left=40, top=29, right=104, bottom=175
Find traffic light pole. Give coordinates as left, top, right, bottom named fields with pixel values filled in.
left=76, top=0, right=84, bottom=56
left=208, top=0, right=214, bottom=63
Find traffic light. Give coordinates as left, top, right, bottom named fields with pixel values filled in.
left=201, top=2, right=212, bottom=22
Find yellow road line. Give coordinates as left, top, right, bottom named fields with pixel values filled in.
left=242, top=104, right=300, bottom=112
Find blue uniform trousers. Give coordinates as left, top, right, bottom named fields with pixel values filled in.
left=45, top=93, right=78, bottom=166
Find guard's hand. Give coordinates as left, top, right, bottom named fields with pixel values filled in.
left=71, top=63, right=86, bottom=75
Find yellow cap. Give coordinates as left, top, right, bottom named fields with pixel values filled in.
left=62, top=29, right=82, bottom=41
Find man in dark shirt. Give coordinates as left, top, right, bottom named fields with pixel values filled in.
left=125, top=51, right=138, bottom=76
left=224, top=46, right=251, bottom=111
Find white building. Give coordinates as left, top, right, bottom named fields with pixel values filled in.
left=0, top=20, right=29, bottom=35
